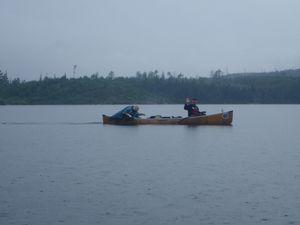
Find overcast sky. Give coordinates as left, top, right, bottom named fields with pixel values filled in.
left=1, top=0, right=300, bottom=80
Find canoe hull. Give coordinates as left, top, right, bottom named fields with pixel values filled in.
left=102, top=111, right=233, bottom=125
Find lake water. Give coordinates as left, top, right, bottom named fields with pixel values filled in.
left=1, top=105, right=300, bottom=225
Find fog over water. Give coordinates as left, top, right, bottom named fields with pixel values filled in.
left=1, top=0, right=300, bottom=79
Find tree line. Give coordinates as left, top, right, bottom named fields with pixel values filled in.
left=1, top=69, right=300, bottom=104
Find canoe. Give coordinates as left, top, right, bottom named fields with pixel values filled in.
left=102, top=110, right=233, bottom=125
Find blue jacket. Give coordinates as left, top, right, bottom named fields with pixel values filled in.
left=111, top=106, right=143, bottom=119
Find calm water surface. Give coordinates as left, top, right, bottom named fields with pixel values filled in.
left=1, top=105, right=300, bottom=225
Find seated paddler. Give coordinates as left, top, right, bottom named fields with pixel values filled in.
left=184, top=97, right=206, bottom=117
left=111, top=105, right=145, bottom=119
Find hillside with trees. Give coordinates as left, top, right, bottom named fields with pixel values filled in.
left=1, top=69, right=300, bottom=104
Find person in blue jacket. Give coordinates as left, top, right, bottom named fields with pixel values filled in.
left=111, top=105, right=145, bottom=119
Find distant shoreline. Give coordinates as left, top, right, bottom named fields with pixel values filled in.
left=1, top=69, right=300, bottom=105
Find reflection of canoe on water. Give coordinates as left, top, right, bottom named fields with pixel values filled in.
left=102, top=110, right=233, bottom=125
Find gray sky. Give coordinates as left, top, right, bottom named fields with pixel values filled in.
left=1, top=0, right=300, bottom=80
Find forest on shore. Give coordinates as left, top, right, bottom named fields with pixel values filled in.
left=1, top=69, right=300, bottom=104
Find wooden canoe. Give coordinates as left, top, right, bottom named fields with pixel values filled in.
left=102, top=110, right=233, bottom=125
